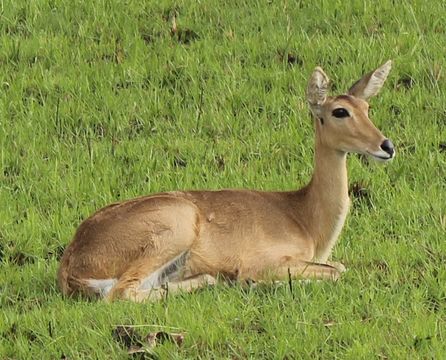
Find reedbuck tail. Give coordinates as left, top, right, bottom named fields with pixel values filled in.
left=57, top=245, right=76, bottom=296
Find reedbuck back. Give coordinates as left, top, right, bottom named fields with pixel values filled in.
left=58, top=61, right=395, bottom=302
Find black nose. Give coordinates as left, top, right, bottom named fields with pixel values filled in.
left=380, top=139, right=395, bottom=157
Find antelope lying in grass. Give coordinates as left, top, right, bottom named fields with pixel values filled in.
left=58, top=61, right=395, bottom=302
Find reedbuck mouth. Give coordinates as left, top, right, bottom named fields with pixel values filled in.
left=58, top=61, right=395, bottom=302
left=367, top=139, right=396, bottom=162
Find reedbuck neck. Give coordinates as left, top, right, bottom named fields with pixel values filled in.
left=302, top=61, right=395, bottom=261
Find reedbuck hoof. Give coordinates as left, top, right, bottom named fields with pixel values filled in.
left=327, top=261, right=347, bottom=274
left=201, top=274, right=217, bottom=285
left=182, top=274, right=217, bottom=290
left=329, top=268, right=341, bottom=282
left=114, top=287, right=166, bottom=303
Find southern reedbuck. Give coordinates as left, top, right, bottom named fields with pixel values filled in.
left=58, top=61, right=395, bottom=302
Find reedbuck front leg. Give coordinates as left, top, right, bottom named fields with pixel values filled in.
left=253, top=261, right=342, bottom=283
left=240, top=248, right=344, bottom=283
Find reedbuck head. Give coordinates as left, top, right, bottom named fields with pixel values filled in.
left=307, top=61, right=395, bottom=161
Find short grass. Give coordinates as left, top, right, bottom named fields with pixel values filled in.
left=1, top=0, right=445, bottom=358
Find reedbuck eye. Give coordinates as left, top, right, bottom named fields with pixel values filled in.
left=332, top=108, right=350, bottom=118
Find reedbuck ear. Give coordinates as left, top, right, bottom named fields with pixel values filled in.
left=348, top=60, right=392, bottom=100
left=307, top=67, right=329, bottom=115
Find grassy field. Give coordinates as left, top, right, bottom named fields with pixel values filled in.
left=1, top=0, right=445, bottom=358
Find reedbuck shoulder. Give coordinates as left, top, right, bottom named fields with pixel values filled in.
left=58, top=61, right=395, bottom=302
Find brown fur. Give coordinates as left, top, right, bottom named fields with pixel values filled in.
left=58, top=61, right=394, bottom=302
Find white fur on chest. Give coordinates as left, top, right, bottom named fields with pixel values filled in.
left=315, top=200, right=350, bottom=263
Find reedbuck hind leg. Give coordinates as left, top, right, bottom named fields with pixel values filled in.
left=122, top=274, right=217, bottom=303
left=104, top=197, right=203, bottom=302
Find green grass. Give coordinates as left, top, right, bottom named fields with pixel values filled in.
left=1, top=0, right=445, bottom=358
